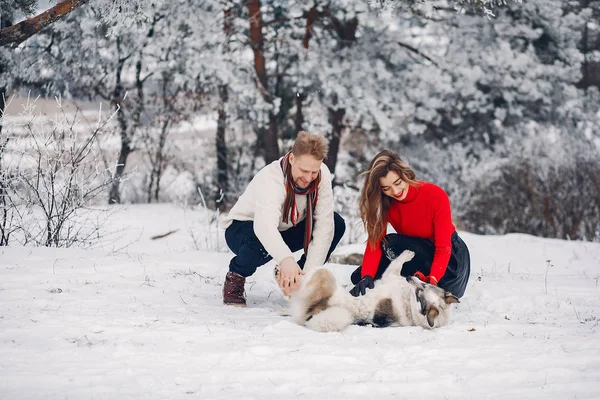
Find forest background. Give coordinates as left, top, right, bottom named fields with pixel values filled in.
left=1, top=0, right=599, bottom=248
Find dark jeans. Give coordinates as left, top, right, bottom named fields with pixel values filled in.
left=351, top=232, right=471, bottom=298
left=225, top=212, right=346, bottom=277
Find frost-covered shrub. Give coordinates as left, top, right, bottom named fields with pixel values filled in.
left=0, top=98, right=114, bottom=247
left=459, top=124, right=600, bottom=241
left=462, top=156, right=600, bottom=241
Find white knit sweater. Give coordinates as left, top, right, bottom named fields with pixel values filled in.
left=222, top=158, right=335, bottom=270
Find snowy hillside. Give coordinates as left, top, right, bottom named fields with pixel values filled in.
left=1, top=204, right=599, bottom=399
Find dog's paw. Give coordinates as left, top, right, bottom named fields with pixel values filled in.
left=398, top=250, right=415, bottom=262
left=281, top=292, right=292, bottom=302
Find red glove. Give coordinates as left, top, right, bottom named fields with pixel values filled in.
left=414, top=271, right=439, bottom=286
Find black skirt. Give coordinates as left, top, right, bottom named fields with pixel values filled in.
left=350, top=231, right=471, bottom=298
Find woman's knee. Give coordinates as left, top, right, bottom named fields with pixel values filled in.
left=384, top=234, right=434, bottom=256
left=333, top=212, right=346, bottom=237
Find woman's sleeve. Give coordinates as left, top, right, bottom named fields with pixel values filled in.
left=429, top=189, right=455, bottom=282
left=361, top=238, right=384, bottom=278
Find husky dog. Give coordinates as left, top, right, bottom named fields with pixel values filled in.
left=291, top=250, right=460, bottom=332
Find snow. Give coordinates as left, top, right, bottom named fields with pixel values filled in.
left=1, top=204, right=599, bottom=399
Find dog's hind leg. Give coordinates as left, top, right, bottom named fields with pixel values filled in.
left=382, top=250, right=415, bottom=279
left=305, top=306, right=354, bottom=332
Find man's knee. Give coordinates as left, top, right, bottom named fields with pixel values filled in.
left=229, top=237, right=271, bottom=277
left=239, top=236, right=271, bottom=261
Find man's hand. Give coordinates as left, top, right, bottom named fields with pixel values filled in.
left=349, top=275, right=374, bottom=297
left=278, top=257, right=305, bottom=296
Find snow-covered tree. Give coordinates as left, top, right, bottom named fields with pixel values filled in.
left=386, top=0, right=600, bottom=240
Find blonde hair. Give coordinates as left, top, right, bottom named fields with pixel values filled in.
left=359, top=150, right=419, bottom=248
left=292, top=131, right=329, bottom=160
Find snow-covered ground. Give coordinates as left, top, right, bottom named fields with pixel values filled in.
left=1, top=204, right=599, bottom=399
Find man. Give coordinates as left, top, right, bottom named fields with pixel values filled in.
left=221, top=131, right=346, bottom=306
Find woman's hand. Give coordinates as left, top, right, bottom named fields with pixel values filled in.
left=414, top=271, right=439, bottom=285
left=349, top=275, right=374, bottom=297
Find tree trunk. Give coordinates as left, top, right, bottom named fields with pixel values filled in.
left=265, top=116, right=279, bottom=163
left=145, top=123, right=168, bottom=204
left=108, top=133, right=131, bottom=204
left=575, top=0, right=600, bottom=89
left=0, top=179, right=8, bottom=245
left=216, top=84, right=228, bottom=210
left=0, top=136, right=8, bottom=246
left=303, top=9, right=357, bottom=178
left=325, top=108, right=345, bottom=177
left=215, top=7, right=232, bottom=210
left=0, top=84, right=5, bottom=139
left=295, top=93, right=306, bottom=133
left=0, top=11, right=11, bottom=137
left=246, top=0, right=279, bottom=162
left=246, top=0, right=268, bottom=93
left=324, top=17, right=357, bottom=178
left=146, top=69, right=169, bottom=204
left=108, top=37, right=131, bottom=205
left=0, top=12, right=12, bottom=245
left=153, top=119, right=169, bottom=202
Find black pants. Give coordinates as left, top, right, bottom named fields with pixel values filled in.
left=225, top=212, right=346, bottom=277
left=351, top=232, right=470, bottom=298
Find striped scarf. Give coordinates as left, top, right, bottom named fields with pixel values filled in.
left=280, top=151, right=320, bottom=255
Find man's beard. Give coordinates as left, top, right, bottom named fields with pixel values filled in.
left=294, top=178, right=310, bottom=188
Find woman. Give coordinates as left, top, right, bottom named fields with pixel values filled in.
left=349, top=150, right=470, bottom=298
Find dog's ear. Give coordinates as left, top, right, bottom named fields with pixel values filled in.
left=426, top=306, right=439, bottom=328
left=444, top=293, right=460, bottom=305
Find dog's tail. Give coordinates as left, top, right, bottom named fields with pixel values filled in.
left=305, top=306, right=353, bottom=332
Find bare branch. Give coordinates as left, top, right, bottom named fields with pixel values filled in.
left=0, top=0, right=90, bottom=49
left=397, top=41, right=441, bottom=68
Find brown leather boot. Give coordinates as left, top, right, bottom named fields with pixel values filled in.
left=223, top=271, right=246, bottom=306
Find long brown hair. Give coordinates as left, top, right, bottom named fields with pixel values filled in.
left=359, top=150, right=418, bottom=248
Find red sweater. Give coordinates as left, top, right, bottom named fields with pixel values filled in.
left=361, top=181, right=455, bottom=280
